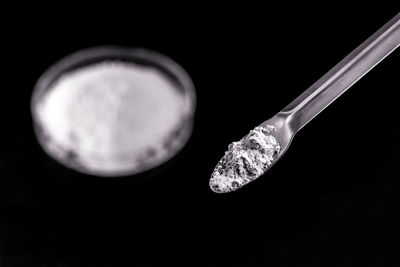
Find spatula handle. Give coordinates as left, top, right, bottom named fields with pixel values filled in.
left=282, top=13, right=400, bottom=132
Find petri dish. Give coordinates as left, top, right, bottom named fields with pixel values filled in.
left=31, top=46, right=196, bottom=177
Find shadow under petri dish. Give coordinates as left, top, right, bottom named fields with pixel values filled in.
left=31, top=47, right=196, bottom=177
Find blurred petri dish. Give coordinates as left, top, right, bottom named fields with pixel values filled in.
left=31, top=46, right=196, bottom=177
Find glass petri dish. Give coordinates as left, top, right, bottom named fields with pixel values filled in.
left=31, top=46, right=196, bottom=177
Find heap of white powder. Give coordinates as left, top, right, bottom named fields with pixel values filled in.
left=33, top=61, right=187, bottom=176
left=209, top=125, right=280, bottom=193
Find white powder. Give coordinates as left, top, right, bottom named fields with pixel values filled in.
left=34, top=61, right=188, bottom=176
left=209, top=125, right=280, bottom=193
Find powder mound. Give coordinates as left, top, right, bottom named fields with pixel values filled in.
left=210, top=125, right=280, bottom=193
left=34, top=61, right=190, bottom=176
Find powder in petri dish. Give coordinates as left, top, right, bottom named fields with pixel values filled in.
left=34, top=61, right=188, bottom=176
left=209, top=125, right=280, bottom=193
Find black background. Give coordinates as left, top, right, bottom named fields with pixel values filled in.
left=1, top=6, right=400, bottom=266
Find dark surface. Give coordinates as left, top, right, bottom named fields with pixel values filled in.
left=1, top=7, right=400, bottom=266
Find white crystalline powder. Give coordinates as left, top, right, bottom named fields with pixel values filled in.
left=34, top=61, right=186, bottom=175
left=209, top=125, right=280, bottom=193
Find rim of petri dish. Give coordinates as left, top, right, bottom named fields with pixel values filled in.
left=31, top=46, right=196, bottom=177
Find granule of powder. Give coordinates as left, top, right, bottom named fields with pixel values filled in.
left=210, top=125, right=280, bottom=193
left=34, top=61, right=187, bottom=176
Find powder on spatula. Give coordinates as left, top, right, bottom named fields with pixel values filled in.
left=209, top=125, right=281, bottom=193
left=34, top=61, right=187, bottom=176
